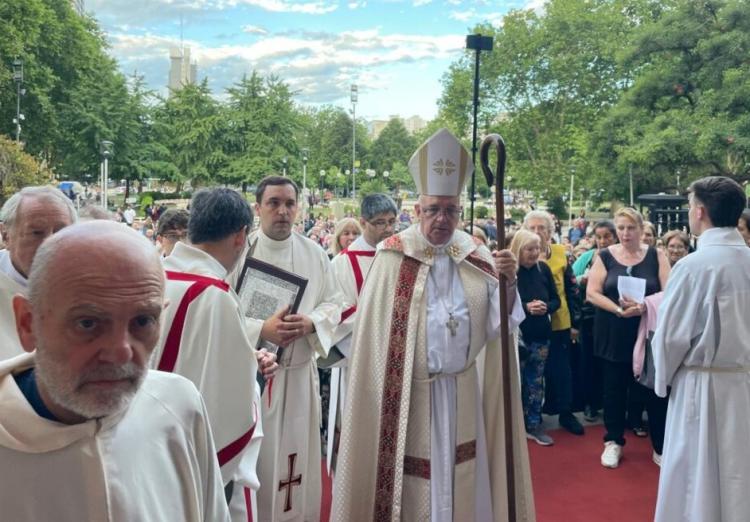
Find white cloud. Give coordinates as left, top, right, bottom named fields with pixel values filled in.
left=242, top=24, right=268, bottom=34
left=449, top=9, right=475, bottom=22
left=106, top=28, right=464, bottom=103
left=524, top=0, right=546, bottom=13
left=413, top=0, right=432, bottom=6
left=229, top=0, right=338, bottom=14
left=348, top=1, right=367, bottom=8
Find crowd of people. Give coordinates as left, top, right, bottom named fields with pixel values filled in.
left=0, top=128, right=748, bottom=522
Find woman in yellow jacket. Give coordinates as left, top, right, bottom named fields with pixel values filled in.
left=523, top=210, right=585, bottom=436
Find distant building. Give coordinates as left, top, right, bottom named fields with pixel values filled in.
left=369, top=114, right=427, bottom=139
left=168, top=46, right=198, bottom=93
left=402, top=115, right=427, bottom=135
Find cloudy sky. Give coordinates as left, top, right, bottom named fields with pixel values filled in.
left=86, top=0, right=541, bottom=121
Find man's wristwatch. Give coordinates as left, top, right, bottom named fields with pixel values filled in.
left=615, top=306, right=624, bottom=317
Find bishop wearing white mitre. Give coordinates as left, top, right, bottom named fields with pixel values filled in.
left=333, top=129, right=536, bottom=522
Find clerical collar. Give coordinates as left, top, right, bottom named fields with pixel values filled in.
left=696, top=226, right=747, bottom=249
left=417, top=228, right=453, bottom=255
left=257, top=228, right=293, bottom=251
left=14, top=368, right=59, bottom=422
left=0, top=249, right=27, bottom=288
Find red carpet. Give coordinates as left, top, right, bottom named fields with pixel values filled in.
left=321, top=424, right=660, bottom=521
left=528, top=424, right=659, bottom=522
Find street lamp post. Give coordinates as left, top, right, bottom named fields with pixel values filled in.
left=282, top=156, right=288, bottom=177
left=465, top=34, right=494, bottom=233
left=319, top=169, right=326, bottom=202
left=629, top=164, right=634, bottom=206
left=568, top=167, right=575, bottom=229
left=100, top=140, right=114, bottom=210
left=302, top=148, right=308, bottom=211
left=351, top=85, right=358, bottom=199
left=12, top=59, right=24, bottom=144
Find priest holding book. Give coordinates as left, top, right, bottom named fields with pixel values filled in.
left=235, top=175, right=343, bottom=522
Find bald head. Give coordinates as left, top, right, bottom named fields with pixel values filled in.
left=13, top=221, right=166, bottom=424
left=28, top=221, right=164, bottom=309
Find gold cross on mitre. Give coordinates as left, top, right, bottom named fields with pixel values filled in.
left=432, top=158, right=457, bottom=177
left=408, top=128, right=472, bottom=197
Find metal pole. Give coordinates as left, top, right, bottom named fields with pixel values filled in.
left=469, top=48, right=480, bottom=234
left=568, top=172, right=575, bottom=229
left=15, top=81, right=21, bottom=144
left=352, top=104, right=356, bottom=199
left=103, top=157, right=109, bottom=210
left=302, top=158, right=307, bottom=215
left=629, top=165, right=634, bottom=206
left=100, top=162, right=105, bottom=209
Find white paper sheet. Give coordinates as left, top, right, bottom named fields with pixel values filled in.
left=618, top=275, right=647, bottom=303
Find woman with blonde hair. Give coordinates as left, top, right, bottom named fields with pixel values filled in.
left=523, top=210, right=584, bottom=435
left=330, top=217, right=362, bottom=256
left=587, top=207, right=671, bottom=468
left=511, top=229, right=561, bottom=446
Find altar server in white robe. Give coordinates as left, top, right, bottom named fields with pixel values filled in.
left=233, top=175, right=343, bottom=522
left=333, top=129, right=535, bottom=522
left=0, top=221, right=229, bottom=521
left=0, top=186, right=76, bottom=359
left=653, top=176, right=750, bottom=522
left=153, top=188, right=277, bottom=522
left=327, top=193, right=398, bottom=471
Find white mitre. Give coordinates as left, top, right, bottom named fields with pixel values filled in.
left=407, top=128, right=473, bottom=197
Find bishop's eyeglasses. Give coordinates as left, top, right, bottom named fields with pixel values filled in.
left=421, top=206, right=462, bottom=219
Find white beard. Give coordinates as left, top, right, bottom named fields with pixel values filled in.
left=35, top=346, right=146, bottom=421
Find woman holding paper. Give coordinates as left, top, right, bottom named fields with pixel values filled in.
left=587, top=207, right=671, bottom=469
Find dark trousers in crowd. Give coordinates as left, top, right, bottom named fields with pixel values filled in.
left=601, top=358, right=669, bottom=454
left=580, top=317, right=603, bottom=413
left=543, top=329, right=574, bottom=416
left=627, top=379, right=649, bottom=430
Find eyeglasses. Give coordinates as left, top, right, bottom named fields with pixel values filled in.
left=421, top=206, right=462, bottom=219
left=368, top=218, right=397, bottom=229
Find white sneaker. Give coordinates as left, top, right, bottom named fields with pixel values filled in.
left=601, top=441, right=622, bottom=468
left=652, top=451, right=662, bottom=467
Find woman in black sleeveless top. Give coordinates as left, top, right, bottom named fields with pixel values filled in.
left=587, top=208, right=671, bottom=469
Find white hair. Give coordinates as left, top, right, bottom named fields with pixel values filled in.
left=0, top=186, right=77, bottom=231
left=523, top=210, right=554, bottom=234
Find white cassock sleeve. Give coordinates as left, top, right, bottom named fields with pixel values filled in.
left=652, top=263, right=704, bottom=397
left=244, top=317, right=264, bottom=350
left=487, top=283, right=526, bottom=341
left=193, top=390, right=234, bottom=522
left=305, top=251, right=346, bottom=357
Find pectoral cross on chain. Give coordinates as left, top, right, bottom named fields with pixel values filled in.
left=278, top=453, right=302, bottom=513
left=446, top=313, right=458, bottom=337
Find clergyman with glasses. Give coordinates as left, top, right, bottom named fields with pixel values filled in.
left=332, top=129, right=535, bottom=521
left=326, top=193, right=399, bottom=471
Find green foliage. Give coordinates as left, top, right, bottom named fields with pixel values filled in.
left=475, top=205, right=489, bottom=219
left=0, top=134, right=49, bottom=204
left=368, top=119, right=416, bottom=173
left=435, top=0, right=683, bottom=200
left=592, top=0, right=750, bottom=187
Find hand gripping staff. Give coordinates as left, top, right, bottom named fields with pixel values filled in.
left=480, top=134, right=516, bottom=521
